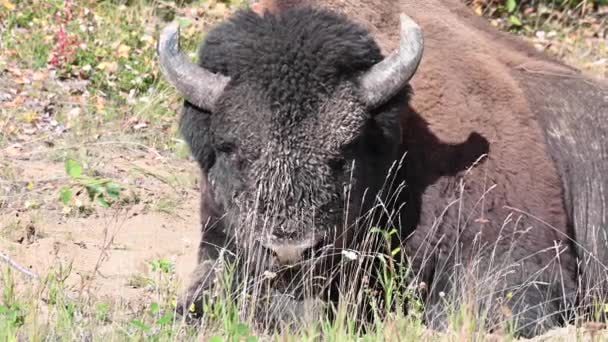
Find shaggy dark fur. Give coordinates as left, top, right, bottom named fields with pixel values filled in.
left=175, top=0, right=608, bottom=338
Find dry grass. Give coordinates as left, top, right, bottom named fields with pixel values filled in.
left=469, top=0, right=607, bottom=79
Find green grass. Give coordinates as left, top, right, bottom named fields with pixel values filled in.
left=0, top=261, right=200, bottom=341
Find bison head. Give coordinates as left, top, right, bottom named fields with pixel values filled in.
left=158, top=7, right=423, bottom=265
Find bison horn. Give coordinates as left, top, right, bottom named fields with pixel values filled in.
left=359, top=14, right=424, bottom=109
left=157, top=22, right=230, bottom=112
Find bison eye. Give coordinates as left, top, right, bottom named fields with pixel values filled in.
left=216, top=142, right=236, bottom=154
left=328, top=157, right=346, bottom=171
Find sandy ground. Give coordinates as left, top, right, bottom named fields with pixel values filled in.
left=1, top=146, right=202, bottom=309
left=0, top=62, right=204, bottom=311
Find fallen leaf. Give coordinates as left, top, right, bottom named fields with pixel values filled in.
left=5, top=96, right=24, bottom=108
left=117, top=44, right=131, bottom=58
left=8, top=67, right=22, bottom=77
left=22, top=111, right=38, bottom=124
left=4, top=124, right=18, bottom=135
left=1, top=0, right=15, bottom=10
left=22, top=127, right=38, bottom=135
left=97, top=61, right=118, bottom=73
left=209, top=2, right=228, bottom=17
left=473, top=4, right=483, bottom=16
left=14, top=76, right=31, bottom=85
left=32, top=71, right=47, bottom=81
left=95, top=96, right=105, bottom=111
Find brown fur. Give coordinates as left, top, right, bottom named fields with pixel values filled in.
left=247, top=0, right=608, bottom=336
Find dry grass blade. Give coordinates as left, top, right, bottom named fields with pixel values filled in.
left=0, top=251, right=39, bottom=279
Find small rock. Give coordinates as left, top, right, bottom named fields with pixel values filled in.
left=0, top=91, right=12, bottom=102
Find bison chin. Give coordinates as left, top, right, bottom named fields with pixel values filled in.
left=221, top=186, right=400, bottom=328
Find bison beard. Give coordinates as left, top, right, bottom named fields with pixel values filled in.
left=158, top=1, right=608, bottom=339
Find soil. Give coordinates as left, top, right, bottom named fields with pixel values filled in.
left=0, top=66, right=203, bottom=314
left=0, top=148, right=201, bottom=311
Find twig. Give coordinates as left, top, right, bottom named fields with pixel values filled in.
left=0, top=251, right=39, bottom=279
left=88, top=141, right=165, bottom=160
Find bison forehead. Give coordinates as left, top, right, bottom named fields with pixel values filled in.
left=215, top=84, right=368, bottom=160
left=199, top=6, right=381, bottom=161
left=196, top=7, right=383, bottom=97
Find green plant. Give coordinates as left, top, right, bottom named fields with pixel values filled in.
left=0, top=268, right=26, bottom=339
left=209, top=323, right=258, bottom=342
left=58, top=158, right=122, bottom=208
left=129, top=301, right=176, bottom=341
left=150, top=258, right=174, bottom=274
left=474, top=0, right=608, bottom=31
left=505, top=0, right=524, bottom=27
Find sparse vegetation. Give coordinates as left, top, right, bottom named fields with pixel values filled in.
left=470, top=0, right=607, bottom=77
left=59, top=158, right=123, bottom=210
left=0, top=0, right=606, bottom=341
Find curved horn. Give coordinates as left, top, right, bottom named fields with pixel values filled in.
left=157, top=22, right=230, bottom=112
left=358, top=14, right=424, bottom=109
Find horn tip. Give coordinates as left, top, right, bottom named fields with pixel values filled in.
left=398, top=13, right=421, bottom=31
left=398, top=13, right=424, bottom=47
left=158, top=21, right=181, bottom=53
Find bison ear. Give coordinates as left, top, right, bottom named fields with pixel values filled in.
left=358, top=14, right=424, bottom=110
left=180, top=103, right=217, bottom=171
left=157, top=22, right=231, bottom=113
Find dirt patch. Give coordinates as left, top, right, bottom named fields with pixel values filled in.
left=0, top=149, right=202, bottom=308
left=0, top=70, right=203, bottom=307
left=1, top=203, right=199, bottom=299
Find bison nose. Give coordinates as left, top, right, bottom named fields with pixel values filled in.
left=262, top=236, right=322, bottom=264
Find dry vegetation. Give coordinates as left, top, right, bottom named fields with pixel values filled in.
left=0, top=0, right=606, bottom=341
left=469, top=0, right=607, bottom=78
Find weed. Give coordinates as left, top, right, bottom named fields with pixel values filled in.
left=127, top=274, right=152, bottom=289
left=0, top=268, right=26, bottom=338
left=58, top=158, right=123, bottom=209
left=128, top=302, right=177, bottom=341
left=152, top=195, right=180, bottom=214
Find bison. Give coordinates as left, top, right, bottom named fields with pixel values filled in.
left=157, top=0, right=608, bottom=337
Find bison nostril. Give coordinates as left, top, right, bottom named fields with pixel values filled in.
left=261, top=230, right=328, bottom=264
